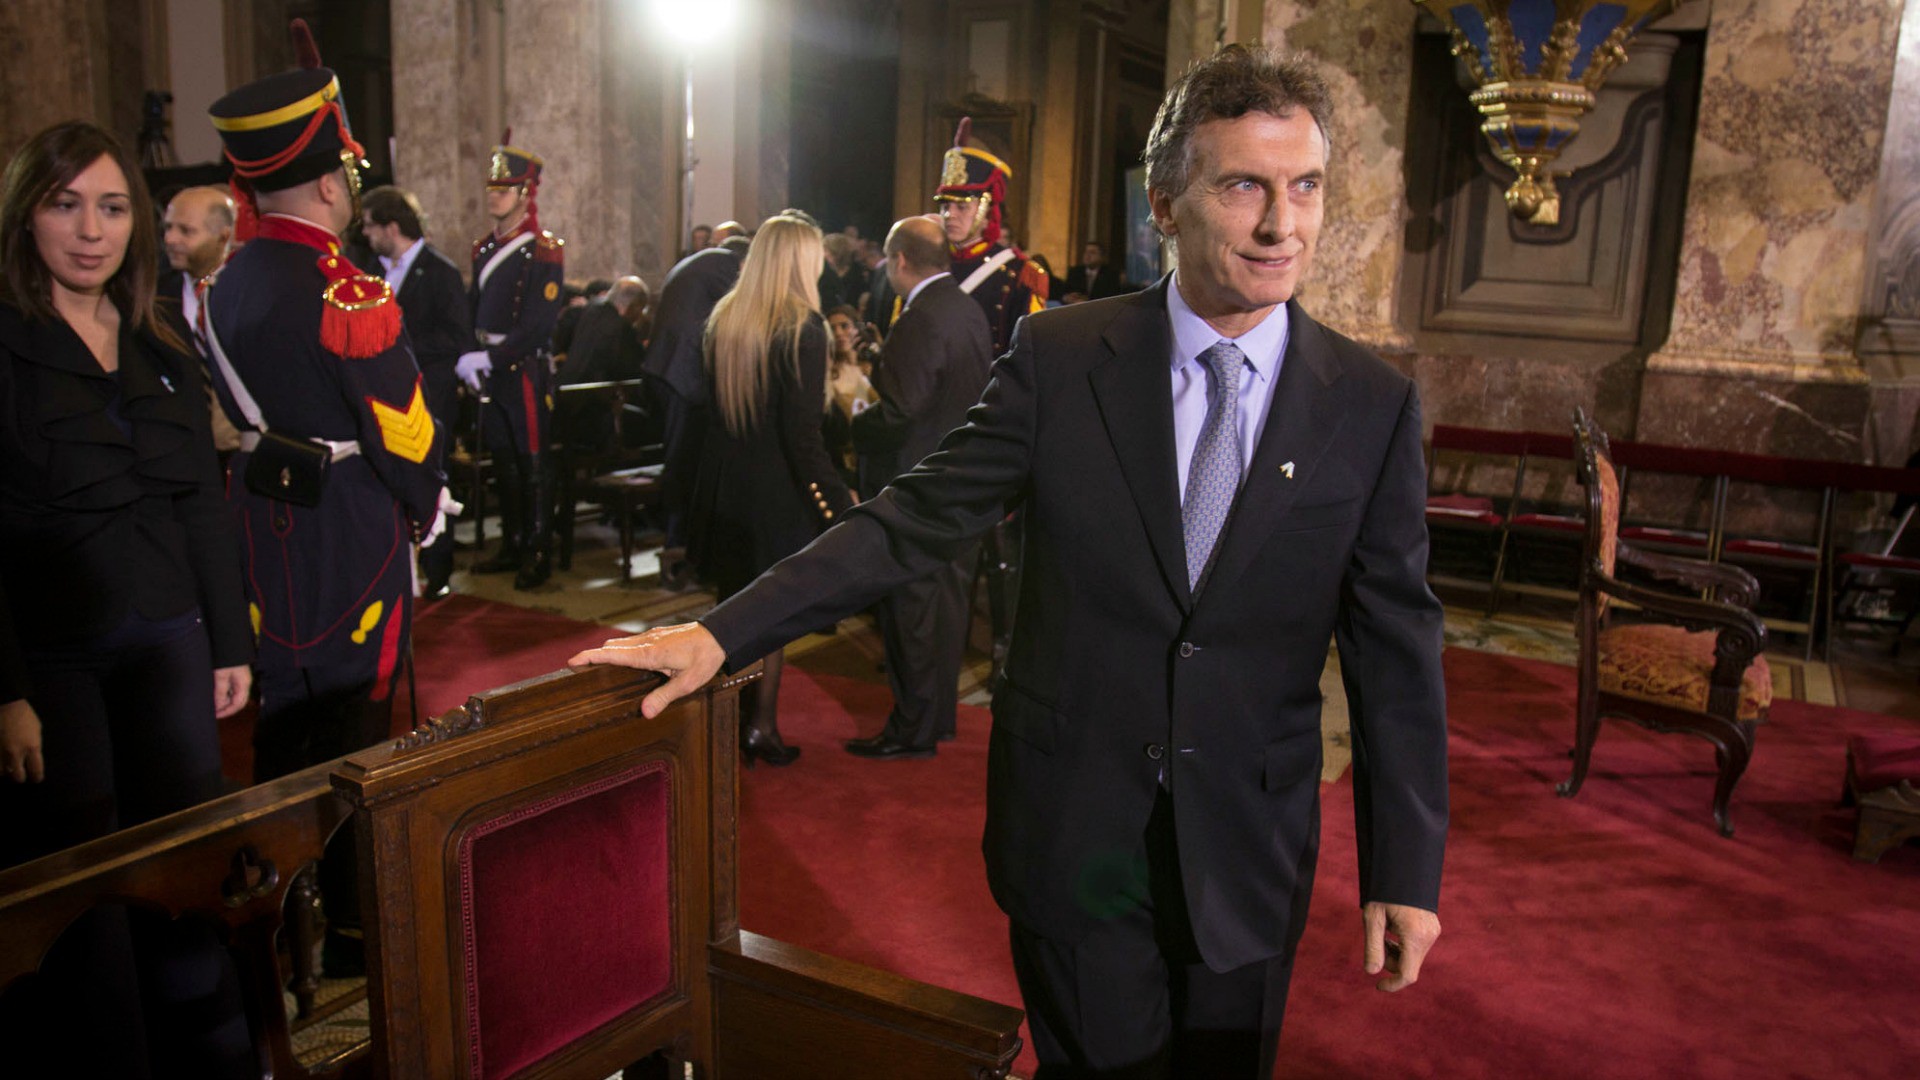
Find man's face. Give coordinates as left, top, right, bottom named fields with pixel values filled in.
left=691, top=226, right=712, bottom=249
left=1082, top=243, right=1104, bottom=268
left=486, top=184, right=526, bottom=224
left=163, top=196, right=227, bottom=276
left=939, top=198, right=982, bottom=246
left=361, top=214, right=401, bottom=258
left=1149, top=110, right=1325, bottom=330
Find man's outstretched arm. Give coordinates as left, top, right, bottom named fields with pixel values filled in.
left=570, top=315, right=1045, bottom=711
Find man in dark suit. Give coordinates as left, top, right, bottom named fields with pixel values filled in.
left=362, top=185, right=472, bottom=598
left=572, top=45, right=1445, bottom=1078
left=641, top=222, right=748, bottom=587
left=844, top=216, right=995, bottom=758
left=1063, top=240, right=1128, bottom=302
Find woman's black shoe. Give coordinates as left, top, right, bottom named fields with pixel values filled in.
left=741, top=727, right=800, bottom=768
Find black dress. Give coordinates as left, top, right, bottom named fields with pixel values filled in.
left=687, top=313, right=854, bottom=598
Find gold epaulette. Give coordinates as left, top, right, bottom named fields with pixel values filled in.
left=1017, top=259, right=1050, bottom=300
left=316, top=253, right=401, bottom=358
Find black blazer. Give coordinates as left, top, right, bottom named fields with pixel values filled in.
left=0, top=303, right=251, bottom=701
left=1063, top=264, right=1127, bottom=301
left=686, top=314, right=854, bottom=597
left=394, top=242, right=471, bottom=419
left=642, top=246, right=742, bottom=404
left=851, top=275, right=994, bottom=486
left=702, top=279, right=1448, bottom=970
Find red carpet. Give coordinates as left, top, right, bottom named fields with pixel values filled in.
left=398, top=594, right=620, bottom=720
left=224, top=598, right=1920, bottom=1076
left=744, top=649, right=1920, bottom=1079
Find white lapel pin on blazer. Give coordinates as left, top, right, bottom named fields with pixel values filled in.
left=1280, top=461, right=1295, bottom=478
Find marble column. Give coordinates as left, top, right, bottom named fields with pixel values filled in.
left=1639, top=0, right=1903, bottom=456
left=390, top=0, right=679, bottom=285
left=0, top=0, right=112, bottom=160
left=1264, top=0, right=1420, bottom=352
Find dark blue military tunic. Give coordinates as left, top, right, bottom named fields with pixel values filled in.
left=470, top=221, right=565, bottom=456
left=950, top=237, right=1047, bottom=357
left=203, top=214, right=445, bottom=703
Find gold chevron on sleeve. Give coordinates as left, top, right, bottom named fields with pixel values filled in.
left=367, top=380, right=434, bottom=463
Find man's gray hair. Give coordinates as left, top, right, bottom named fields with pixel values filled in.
left=1143, top=44, right=1334, bottom=200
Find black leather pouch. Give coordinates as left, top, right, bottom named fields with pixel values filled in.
left=244, top=431, right=330, bottom=506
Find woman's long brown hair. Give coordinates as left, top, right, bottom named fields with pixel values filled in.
left=0, top=121, right=184, bottom=352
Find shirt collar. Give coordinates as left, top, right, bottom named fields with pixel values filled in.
left=1166, top=275, right=1289, bottom=385
left=905, top=271, right=951, bottom=309
left=381, top=236, right=424, bottom=283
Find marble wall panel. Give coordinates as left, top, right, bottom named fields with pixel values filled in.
left=1265, top=0, right=1419, bottom=351
left=1652, top=0, right=1903, bottom=377
left=0, top=0, right=111, bottom=160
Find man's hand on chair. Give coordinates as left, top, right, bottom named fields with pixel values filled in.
left=568, top=622, right=726, bottom=718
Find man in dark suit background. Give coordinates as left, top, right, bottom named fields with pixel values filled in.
left=573, top=45, right=1446, bottom=1078
left=642, top=221, right=748, bottom=587
left=362, top=185, right=471, bottom=598
left=1062, top=239, right=1128, bottom=302
left=843, top=215, right=995, bottom=758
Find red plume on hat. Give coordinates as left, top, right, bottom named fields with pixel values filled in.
left=291, top=18, right=321, bottom=69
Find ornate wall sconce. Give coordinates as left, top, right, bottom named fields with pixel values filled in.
left=1412, top=0, right=1679, bottom=225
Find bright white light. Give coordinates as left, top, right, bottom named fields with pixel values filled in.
left=652, top=0, right=741, bottom=48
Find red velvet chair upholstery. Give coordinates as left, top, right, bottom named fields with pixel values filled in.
left=1558, top=409, right=1774, bottom=837
left=1844, top=734, right=1920, bottom=863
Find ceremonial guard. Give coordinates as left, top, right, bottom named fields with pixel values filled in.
left=203, top=21, right=448, bottom=972
left=934, top=120, right=1047, bottom=680
left=457, top=132, right=566, bottom=589
left=935, top=119, right=1049, bottom=355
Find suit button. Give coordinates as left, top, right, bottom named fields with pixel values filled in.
left=1178, top=641, right=1194, bottom=658
left=1144, top=744, right=1165, bottom=761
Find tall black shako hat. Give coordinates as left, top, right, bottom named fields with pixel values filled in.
left=209, top=19, right=364, bottom=238
left=934, top=117, right=1013, bottom=245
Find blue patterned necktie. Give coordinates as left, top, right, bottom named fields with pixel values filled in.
left=1183, top=341, right=1246, bottom=593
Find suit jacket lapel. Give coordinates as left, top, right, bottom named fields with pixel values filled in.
left=1200, top=301, right=1348, bottom=597
left=1089, top=280, right=1192, bottom=613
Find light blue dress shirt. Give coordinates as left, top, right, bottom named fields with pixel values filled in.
left=1167, top=276, right=1290, bottom=497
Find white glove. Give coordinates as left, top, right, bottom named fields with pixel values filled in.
left=419, top=487, right=466, bottom=547
left=456, top=350, right=493, bottom=391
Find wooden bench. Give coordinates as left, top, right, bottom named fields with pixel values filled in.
left=587, top=463, right=667, bottom=582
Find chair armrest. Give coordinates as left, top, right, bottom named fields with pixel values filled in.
left=1617, top=543, right=1762, bottom=609
left=1593, top=571, right=1769, bottom=696
left=709, top=931, right=1024, bottom=1079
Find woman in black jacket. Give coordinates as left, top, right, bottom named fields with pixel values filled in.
left=0, top=122, right=254, bottom=1077
left=688, top=213, right=853, bottom=765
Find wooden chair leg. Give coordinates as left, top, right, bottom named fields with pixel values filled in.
left=1557, top=687, right=1601, bottom=799
left=1708, top=719, right=1756, bottom=838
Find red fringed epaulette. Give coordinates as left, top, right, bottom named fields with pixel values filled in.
left=315, top=253, right=401, bottom=359
left=534, top=231, right=565, bottom=264
left=1017, top=258, right=1050, bottom=300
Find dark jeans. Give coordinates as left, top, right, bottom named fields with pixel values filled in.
left=0, top=611, right=252, bottom=1079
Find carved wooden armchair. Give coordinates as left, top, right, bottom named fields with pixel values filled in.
left=334, top=663, right=1024, bottom=1079
left=1557, top=408, right=1774, bottom=836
